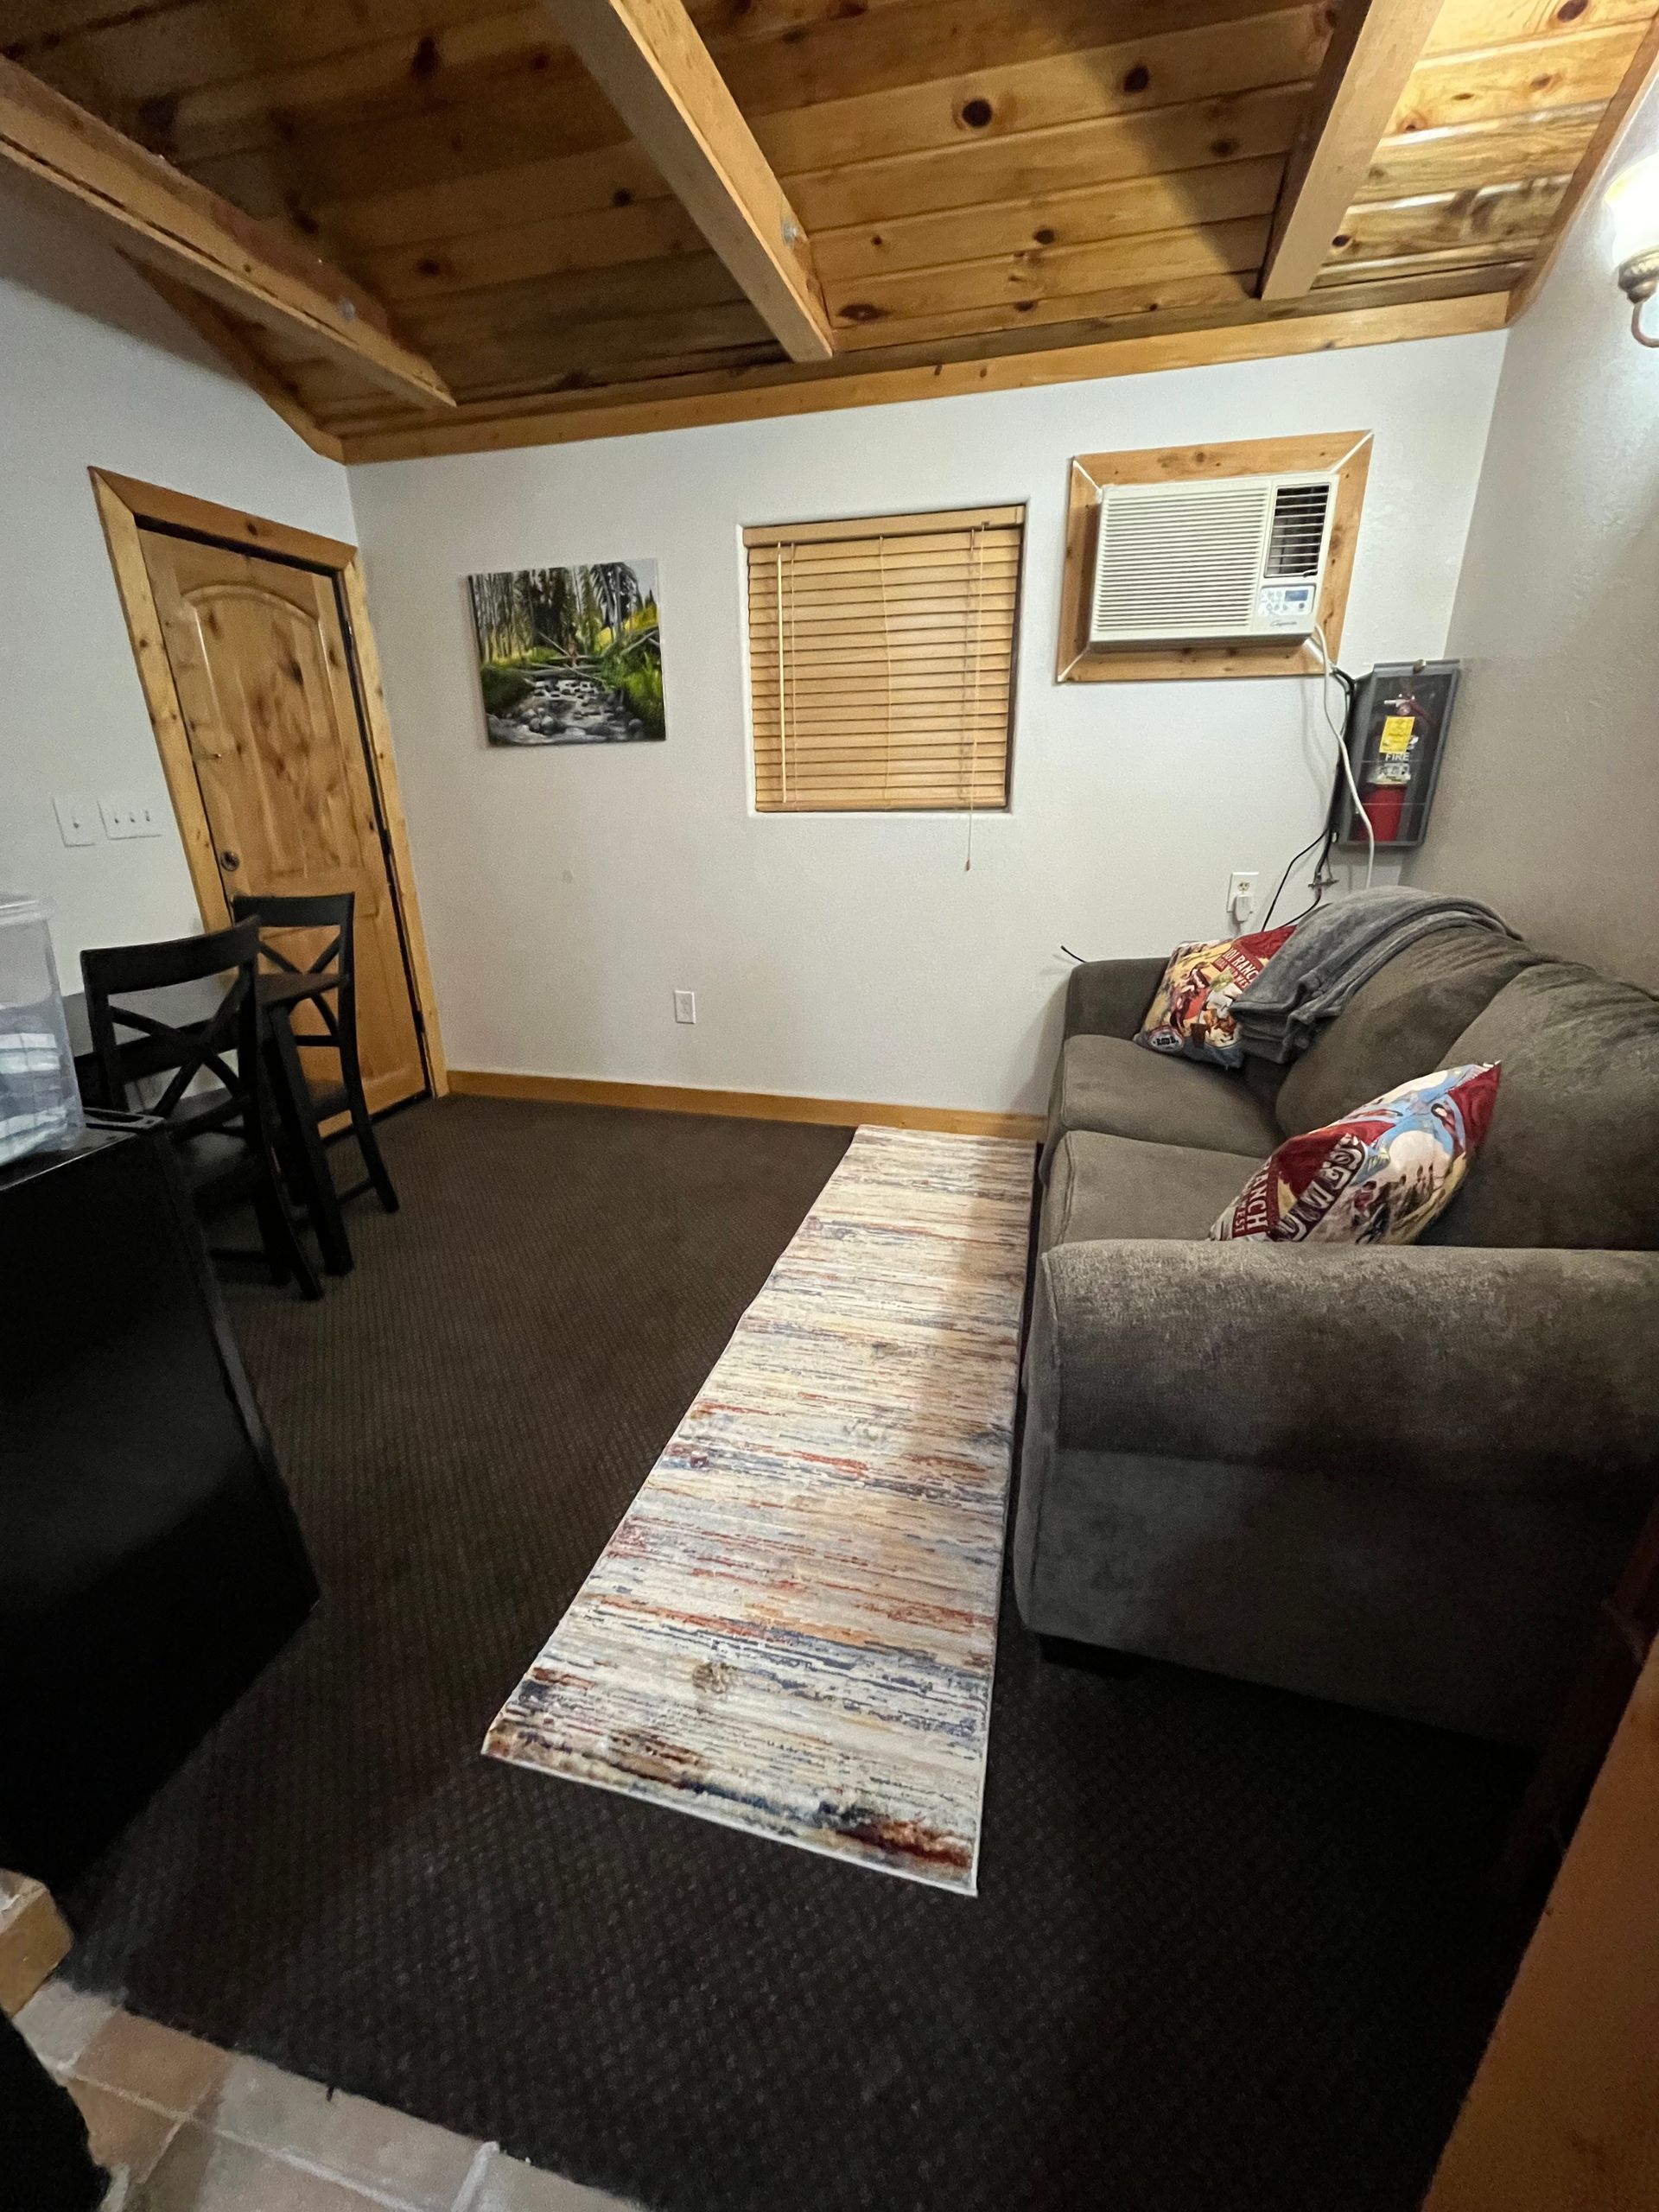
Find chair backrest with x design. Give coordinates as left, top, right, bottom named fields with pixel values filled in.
left=230, top=889, right=399, bottom=1225
left=80, top=921, right=265, bottom=1138
left=231, top=890, right=359, bottom=1075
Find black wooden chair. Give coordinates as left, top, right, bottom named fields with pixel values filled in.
left=79, top=921, right=323, bottom=1300
left=231, top=892, right=399, bottom=1225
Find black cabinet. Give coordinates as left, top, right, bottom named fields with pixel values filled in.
left=0, top=1116, right=317, bottom=1884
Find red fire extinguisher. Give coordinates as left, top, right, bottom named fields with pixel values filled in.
left=1361, top=684, right=1426, bottom=845
left=1362, top=781, right=1407, bottom=842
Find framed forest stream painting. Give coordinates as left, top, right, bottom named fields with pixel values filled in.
left=467, top=562, right=665, bottom=746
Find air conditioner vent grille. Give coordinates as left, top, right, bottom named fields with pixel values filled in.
left=1090, top=480, right=1271, bottom=640
left=1265, top=480, right=1334, bottom=580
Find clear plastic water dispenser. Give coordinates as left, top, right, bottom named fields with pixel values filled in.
left=0, top=892, right=86, bottom=1167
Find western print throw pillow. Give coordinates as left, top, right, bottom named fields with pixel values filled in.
left=1135, top=925, right=1297, bottom=1069
left=1211, top=1062, right=1501, bottom=1245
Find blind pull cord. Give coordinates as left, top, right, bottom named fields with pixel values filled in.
left=774, top=543, right=788, bottom=808
left=963, top=523, right=987, bottom=873
left=879, top=534, right=894, bottom=808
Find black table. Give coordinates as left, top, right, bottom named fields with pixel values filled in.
left=0, top=1116, right=319, bottom=1884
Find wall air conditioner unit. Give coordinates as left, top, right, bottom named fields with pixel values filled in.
left=1088, top=473, right=1338, bottom=647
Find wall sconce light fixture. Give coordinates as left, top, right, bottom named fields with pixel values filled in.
left=1608, top=151, right=1659, bottom=347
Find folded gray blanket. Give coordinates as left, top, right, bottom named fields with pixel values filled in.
left=1234, top=887, right=1515, bottom=1064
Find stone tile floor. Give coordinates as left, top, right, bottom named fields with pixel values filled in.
left=17, top=1980, right=636, bottom=2212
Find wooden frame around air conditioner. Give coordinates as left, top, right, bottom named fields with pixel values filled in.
left=1055, top=430, right=1373, bottom=685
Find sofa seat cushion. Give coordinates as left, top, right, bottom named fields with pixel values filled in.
left=1275, top=925, right=1543, bottom=1135
left=1044, top=1033, right=1280, bottom=1174
left=1042, top=1129, right=1268, bottom=1251
left=1427, top=962, right=1659, bottom=1249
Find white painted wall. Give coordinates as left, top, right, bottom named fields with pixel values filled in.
left=1410, top=83, right=1659, bottom=991
left=350, top=331, right=1503, bottom=1113
left=0, top=174, right=1503, bottom=1112
left=0, top=188, right=355, bottom=980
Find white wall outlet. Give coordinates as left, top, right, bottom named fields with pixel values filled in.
left=1227, top=869, right=1259, bottom=925
left=673, top=988, right=696, bottom=1025
left=53, top=793, right=99, bottom=847
left=100, top=791, right=166, bottom=840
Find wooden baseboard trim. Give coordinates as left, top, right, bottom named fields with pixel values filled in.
left=448, top=1068, right=1043, bottom=1141
left=0, top=1873, right=72, bottom=2017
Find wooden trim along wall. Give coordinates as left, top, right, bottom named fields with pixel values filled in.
left=449, top=1070, right=1044, bottom=1142
left=92, top=469, right=358, bottom=569
left=334, top=557, right=448, bottom=1093
left=87, top=467, right=448, bottom=1095
left=339, top=293, right=1508, bottom=465
left=1056, top=429, right=1372, bottom=683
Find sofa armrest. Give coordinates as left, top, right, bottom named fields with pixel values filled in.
left=1032, top=1240, right=1659, bottom=1497
left=1064, top=957, right=1166, bottom=1043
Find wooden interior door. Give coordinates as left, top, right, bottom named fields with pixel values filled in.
left=139, top=530, right=426, bottom=1114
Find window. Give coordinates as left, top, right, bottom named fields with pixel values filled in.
left=744, top=505, right=1023, bottom=813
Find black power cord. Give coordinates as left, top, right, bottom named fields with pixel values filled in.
left=1260, top=827, right=1328, bottom=930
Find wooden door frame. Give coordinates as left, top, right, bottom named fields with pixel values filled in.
left=89, top=467, right=448, bottom=1096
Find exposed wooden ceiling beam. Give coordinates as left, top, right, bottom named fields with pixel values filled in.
left=541, top=0, right=835, bottom=363
left=0, top=55, right=454, bottom=410
left=1259, top=0, right=1445, bottom=302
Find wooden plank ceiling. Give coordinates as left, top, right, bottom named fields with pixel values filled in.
left=5, top=0, right=1655, bottom=458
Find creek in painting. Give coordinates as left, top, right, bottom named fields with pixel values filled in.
left=467, top=562, right=664, bottom=745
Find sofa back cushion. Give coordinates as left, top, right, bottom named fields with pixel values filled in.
left=1426, top=963, right=1659, bottom=1249
left=1274, top=925, right=1541, bottom=1135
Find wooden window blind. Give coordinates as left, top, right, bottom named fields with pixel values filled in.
left=744, top=505, right=1023, bottom=813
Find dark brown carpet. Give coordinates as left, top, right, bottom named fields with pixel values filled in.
left=62, top=1096, right=1529, bottom=2212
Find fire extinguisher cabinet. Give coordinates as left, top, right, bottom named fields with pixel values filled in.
left=1335, top=660, right=1460, bottom=852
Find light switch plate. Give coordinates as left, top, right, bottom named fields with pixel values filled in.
left=100, top=791, right=166, bottom=840
left=673, top=988, right=696, bottom=1025
left=53, top=794, right=99, bottom=847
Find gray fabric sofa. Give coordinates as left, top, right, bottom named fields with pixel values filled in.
left=1015, top=926, right=1659, bottom=1743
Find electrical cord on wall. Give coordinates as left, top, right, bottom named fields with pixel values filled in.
left=1282, top=836, right=1341, bottom=926
left=1312, top=621, right=1375, bottom=891
left=1261, top=823, right=1333, bottom=928
left=1262, top=630, right=1368, bottom=927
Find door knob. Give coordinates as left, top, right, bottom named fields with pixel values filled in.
left=219, top=849, right=241, bottom=871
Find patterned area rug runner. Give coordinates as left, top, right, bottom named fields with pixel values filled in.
left=484, top=1125, right=1033, bottom=1892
